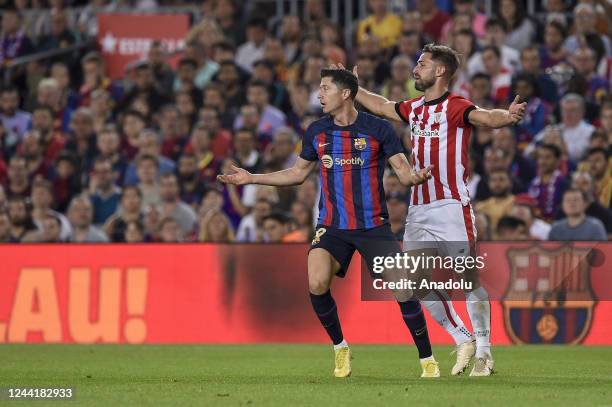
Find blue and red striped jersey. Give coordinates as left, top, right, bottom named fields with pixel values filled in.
left=300, top=112, right=404, bottom=230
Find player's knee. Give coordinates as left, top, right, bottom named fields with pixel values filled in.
left=391, top=288, right=414, bottom=303
left=308, top=277, right=330, bottom=295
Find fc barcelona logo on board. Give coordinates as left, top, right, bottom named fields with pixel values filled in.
left=502, top=244, right=596, bottom=344
left=354, top=138, right=367, bottom=151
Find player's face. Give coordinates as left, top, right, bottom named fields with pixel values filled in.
left=413, top=53, right=438, bottom=91
left=318, top=77, right=347, bottom=113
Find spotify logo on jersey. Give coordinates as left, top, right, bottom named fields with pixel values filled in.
left=321, top=154, right=333, bottom=168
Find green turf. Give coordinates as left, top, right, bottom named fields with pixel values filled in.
left=0, top=344, right=611, bottom=406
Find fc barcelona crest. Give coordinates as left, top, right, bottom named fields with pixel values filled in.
left=354, top=137, right=367, bottom=151
left=502, top=244, right=596, bottom=344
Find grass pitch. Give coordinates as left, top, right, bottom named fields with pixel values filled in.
left=0, top=344, right=611, bottom=406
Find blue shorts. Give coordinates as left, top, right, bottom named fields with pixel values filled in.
left=309, top=223, right=401, bottom=278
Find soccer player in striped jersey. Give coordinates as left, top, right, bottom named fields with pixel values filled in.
left=348, top=44, right=526, bottom=376
left=219, top=68, right=440, bottom=379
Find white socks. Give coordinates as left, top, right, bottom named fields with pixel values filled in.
left=466, top=286, right=492, bottom=359
left=333, top=339, right=348, bottom=350
left=422, top=290, right=473, bottom=345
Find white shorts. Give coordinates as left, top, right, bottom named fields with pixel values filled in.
left=402, top=199, right=477, bottom=258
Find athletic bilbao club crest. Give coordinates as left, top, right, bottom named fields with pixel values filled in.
left=502, top=245, right=596, bottom=344
left=433, top=112, right=442, bottom=123
left=354, top=137, right=367, bottom=151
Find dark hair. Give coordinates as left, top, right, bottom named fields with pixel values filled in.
left=320, top=68, right=358, bottom=99
left=247, top=17, right=267, bottom=29
left=0, top=85, right=19, bottom=95
left=136, top=153, right=159, bottom=167
left=124, top=109, right=146, bottom=122
left=178, top=57, right=198, bottom=69
left=496, top=216, right=527, bottom=235
left=546, top=20, right=567, bottom=39
left=538, top=143, right=562, bottom=159
left=563, top=188, right=588, bottom=202
left=253, top=59, right=275, bottom=71
left=481, top=45, right=501, bottom=59
left=212, top=40, right=236, bottom=53
left=122, top=185, right=142, bottom=199
left=33, top=104, right=54, bottom=116
left=263, top=212, right=289, bottom=225
left=587, top=147, right=609, bottom=160
left=247, top=79, right=269, bottom=91
left=235, top=127, right=256, bottom=139
left=421, top=43, right=461, bottom=79
left=511, top=72, right=539, bottom=98
left=470, top=72, right=491, bottom=82
left=485, top=17, right=504, bottom=30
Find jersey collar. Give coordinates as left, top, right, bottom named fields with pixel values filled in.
left=423, top=91, right=450, bottom=106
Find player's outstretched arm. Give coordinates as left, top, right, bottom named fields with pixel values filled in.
left=468, top=95, right=527, bottom=129
left=388, top=153, right=433, bottom=187
left=333, top=63, right=402, bottom=122
left=217, top=157, right=316, bottom=187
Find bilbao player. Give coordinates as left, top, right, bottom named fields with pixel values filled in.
left=343, top=44, right=526, bottom=376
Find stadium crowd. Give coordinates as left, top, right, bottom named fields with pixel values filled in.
left=0, top=0, right=610, bottom=243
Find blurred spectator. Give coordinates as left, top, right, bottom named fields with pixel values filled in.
left=159, top=173, right=196, bottom=235
left=67, top=195, right=108, bottom=242
left=518, top=46, right=558, bottom=105
left=528, top=143, right=569, bottom=221
left=290, top=200, right=314, bottom=241
left=30, top=105, right=66, bottom=164
left=51, top=152, right=81, bottom=213
left=235, top=17, right=267, bottom=74
left=78, top=52, right=119, bottom=108
left=415, top=0, right=451, bottom=43
left=96, top=125, right=127, bottom=184
left=496, top=215, right=529, bottom=240
left=475, top=169, right=515, bottom=231
left=585, top=147, right=611, bottom=208
left=468, top=73, right=495, bottom=110
left=213, top=0, right=245, bottom=47
left=186, top=123, right=219, bottom=184
left=124, top=129, right=175, bottom=186
left=104, top=185, right=143, bottom=242
left=235, top=80, right=286, bottom=139
left=50, top=62, right=78, bottom=111
left=89, top=157, right=121, bottom=226
left=6, top=195, right=36, bottom=241
left=467, top=18, right=520, bottom=77
left=37, top=9, right=77, bottom=53
left=214, top=61, right=246, bottom=114
left=475, top=146, right=525, bottom=200
left=510, top=73, right=548, bottom=146
left=177, top=153, right=207, bottom=207
left=569, top=171, right=611, bottom=234
left=357, top=0, right=402, bottom=49
left=491, top=127, right=534, bottom=186
left=120, top=110, right=146, bottom=160
left=233, top=128, right=262, bottom=173
left=564, top=4, right=611, bottom=59
left=570, top=47, right=609, bottom=105
left=158, top=217, right=182, bottom=243
left=557, top=93, right=595, bottom=162
left=266, top=127, right=298, bottom=170
left=497, top=0, right=536, bottom=51
left=474, top=212, right=492, bottom=241
left=147, top=41, right=175, bottom=95
left=236, top=198, right=271, bottom=242
left=182, top=41, right=219, bottom=91
left=36, top=78, right=72, bottom=132
left=0, top=210, right=12, bottom=242
left=0, top=86, right=31, bottom=139
left=440, top=0, right=486, bottom=40
left=198, top=209, right=235, bottom=242
left=24, top=213, right=64, bottom=243
left=5, top=155, right=29, bottom=197
left=90, top=90, right=113, bottom=134
left=124, top=220, right=145, bottom=243
left=481, top=46, right=511, bottom=107
left=0, top=9, right=33, bottom=65
left=540, top=20, right=567, bottom=70
left=65, top=107, right=97, bottom=173
left=135, top=154, right=161, bottom=209
left=158, top=105, right=187, bottom=161
left=262, top=212, right=291, bottom=243
left=549, top=189, right=607, bottom=241
left=30, top=179, right=71, bottom=240
left=120, top=62, right=170, bottom=115
left=197, top=106, right=232, bottom=157
left=174, top=58, right=203, bottom=109
left=509, top=195, right=552, bottom=241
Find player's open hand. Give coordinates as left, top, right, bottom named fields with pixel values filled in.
left=217, top=165, right=253, bottom=185
left=410, top=165, right=433, bottom=186
left=508, top=95, right=527, bottom=124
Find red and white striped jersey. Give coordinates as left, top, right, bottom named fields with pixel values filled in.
left=395, top=91, right=476, bottom=206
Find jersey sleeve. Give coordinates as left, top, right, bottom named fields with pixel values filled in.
left=394, top=100, right=412, bottom=123
left=447, top=96, right=477, bottom=127
left=380, top=120, right=404, bottom=157
left=299, top=124, right=318, bottom=161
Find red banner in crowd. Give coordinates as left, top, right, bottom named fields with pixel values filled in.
left=97, top=14, right=189, bottom=79
left=0, top=244, right=610, bottom=345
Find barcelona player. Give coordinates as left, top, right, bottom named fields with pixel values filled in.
left=218, top=68, right=438, bottom=378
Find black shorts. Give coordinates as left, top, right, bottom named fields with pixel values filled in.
left=309, top=223, right=401, bottom=278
